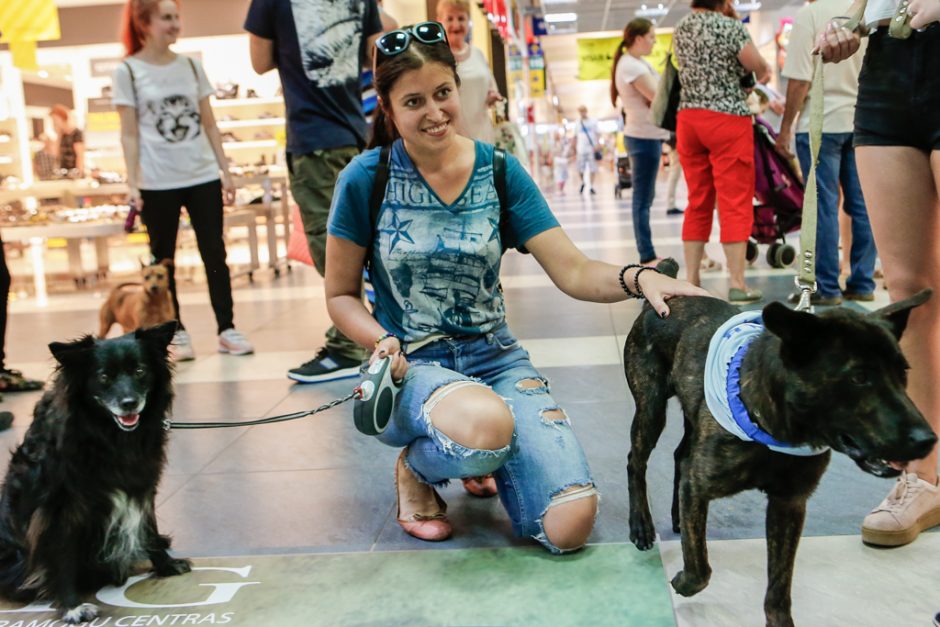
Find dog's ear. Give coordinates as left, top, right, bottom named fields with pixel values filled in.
left=762, top=302, right=826, bottom=365
left=136, top=321, right=178, bottom=350
left=869, top=289, right=932, bottom=340
left=158, top=258, right=174, bottom=268
left=49, top=335, right=96, bottom=366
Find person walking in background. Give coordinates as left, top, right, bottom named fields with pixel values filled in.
left=245, top=0, right=382, bottom=383
left=553, top=128, right=572, bottom=195
left=50, top=105, right=84, bottom=177
left=673, top=0, right=770, bottom=303
left=816, top=0, right=940, bottom=548
left=664, top=134, right=685, bottom=216
left=437, top=0, right=502, bottom=143
left=575, top=105, right=600, bottom=195
left=775, top=0, right=876, bottom=307
left=612, top=18, right=670, bottom=265
left=114, top=0, right=254, bottom=361
left=0, top=238, right=43, bottom=424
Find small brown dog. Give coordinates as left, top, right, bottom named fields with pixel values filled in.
left=99, top=259, right=176, bottom=338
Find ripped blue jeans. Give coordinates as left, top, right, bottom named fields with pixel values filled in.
left=377, top=323, right=597, bottom=553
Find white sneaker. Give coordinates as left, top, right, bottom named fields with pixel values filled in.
left=218, top=328, right=254, bottom=356
left=171, top=329, right=195, bottom=362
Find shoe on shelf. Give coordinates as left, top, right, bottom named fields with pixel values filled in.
left=728, top=287, right=763, bottom=304
left=0, top=411, right=12, bottom=431
left=396, top=450, right=452, bottom=541
left=0, top=369, right=43, bottom=392
left=842, top=290, right=875, bottom=302
left=666, top=207, right=684, bottom=216
left=171, top=329, right=195, bottom=362
left=462, top=475, right=498, bottom=498
left=287, top=347, right=361, bottom=383
left=862, top=472, right=940, bottom=547
left=218, top=328, right=254, bottom=356
left=786, top=291, right=843, bottom=306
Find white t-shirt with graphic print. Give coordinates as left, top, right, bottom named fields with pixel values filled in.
left=112, top=55, right=220, bottom=190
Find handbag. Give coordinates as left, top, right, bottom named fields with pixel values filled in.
left=580, top=122, right=602, bottom=161
left=651, top=47, right=681, bottom=132
left=287, top=203, right=314, bottom=267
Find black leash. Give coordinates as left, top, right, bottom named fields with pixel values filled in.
left=162, top=389, right=362, bottom=431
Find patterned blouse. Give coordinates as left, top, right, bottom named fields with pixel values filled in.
left=674, top=11, right=752, bottom=117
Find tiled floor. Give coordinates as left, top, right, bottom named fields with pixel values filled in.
left=0, top=170, right=932, bottom=626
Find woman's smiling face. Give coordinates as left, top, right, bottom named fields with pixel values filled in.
left=385, top=62, right=461, bottom=152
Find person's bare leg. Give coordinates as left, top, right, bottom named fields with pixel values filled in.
left=684, top=241, right=706, bottom=286
left=722, top=241, right=749, bottom=291
left=856, top=146, right=940, bottom=483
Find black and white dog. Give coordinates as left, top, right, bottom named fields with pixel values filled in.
left=0, top=322, right=190, bottom=624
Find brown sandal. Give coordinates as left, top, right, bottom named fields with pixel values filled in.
left=0, top=369, right=43, bottom=392
left=396, top=449, right=452, bottom=542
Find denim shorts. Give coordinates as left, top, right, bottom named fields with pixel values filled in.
left=854, top=25, right=940, bottom=152
left=377, top=323, right=596, bottom=553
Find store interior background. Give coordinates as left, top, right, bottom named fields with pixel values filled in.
left=1, top=2, right=939, bottom=626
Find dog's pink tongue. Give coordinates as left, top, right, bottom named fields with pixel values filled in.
left=119, top=413, right=140, bottom=427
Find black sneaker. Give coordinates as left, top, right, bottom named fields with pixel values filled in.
left=934, top=611, right=940, bottom=627
left=0, top=411, right=13, bottom=431
left=787, top=291, right=843, bottom=307
left=287, top=347, right=362, bottom=384
left=666, top=207, right=684, bottom=216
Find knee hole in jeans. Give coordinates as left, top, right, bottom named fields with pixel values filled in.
left=515, top=377, right=549, bottom=395
left=541, top=484, right=599, bottom=552
left=425, top=381, right=514, bottom=452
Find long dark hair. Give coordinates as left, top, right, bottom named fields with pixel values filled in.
left=368, top=30, right=461, bottom=149
left=610, top=18, right=654, bottom=107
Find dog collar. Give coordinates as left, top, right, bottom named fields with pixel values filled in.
left=705, top=311, right=829, bottom=457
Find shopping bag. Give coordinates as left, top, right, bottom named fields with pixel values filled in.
left=287, top=204, right=314, bottom=267
left=651, top=52, right=681, bottom=132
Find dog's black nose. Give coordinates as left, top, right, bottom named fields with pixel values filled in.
left=908, top=427, right=938, bottom=458
left=119, top=397, right=139, bottom=413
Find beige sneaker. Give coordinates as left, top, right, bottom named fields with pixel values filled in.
left=862, top=472, right=940, bottom=547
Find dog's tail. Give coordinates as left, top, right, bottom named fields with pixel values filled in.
left=656, top=258, right=680, bottom=279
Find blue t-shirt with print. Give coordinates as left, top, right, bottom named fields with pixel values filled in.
left=328, top=140, right=559, bottom=343
left=244, top=0, right=383, bottom=153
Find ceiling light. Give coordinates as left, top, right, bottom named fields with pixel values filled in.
left=544, top=12, right=577, bottom=23
left=636, top=4, right=668, bottom=17
left=733, top=1, right=762, bottom=11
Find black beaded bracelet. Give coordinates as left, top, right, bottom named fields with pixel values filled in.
left=618, top=264, right=661, bottom=300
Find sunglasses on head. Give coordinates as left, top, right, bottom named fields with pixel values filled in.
left=375, top=21, right=449, bottom=57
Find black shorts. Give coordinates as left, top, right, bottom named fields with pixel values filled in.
left=854, top=24, right=940, bottom=152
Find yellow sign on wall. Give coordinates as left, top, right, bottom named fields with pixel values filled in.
left=577, top=32, right=674, bottom=81
left=576, top=36, right=622, bottom=81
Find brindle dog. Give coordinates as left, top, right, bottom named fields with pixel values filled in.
left=624, top=260, right=936, bottom=627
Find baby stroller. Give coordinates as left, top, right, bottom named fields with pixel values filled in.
left=614, top=155, right=633, bottom=199
left=747, top=117, right=804, bottom=268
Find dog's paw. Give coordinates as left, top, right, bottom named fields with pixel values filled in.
left=62, top=603, right=98, bottom=624
left=671, top=570, right=709, bottom=597
left=154, top=557, right=192, bottom=577
left=628, top=510, right=656, bottom=551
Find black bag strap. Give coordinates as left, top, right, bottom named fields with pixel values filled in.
left=365, top=145, right=392, bottom=269
left=493, top=148, right=526, bottom=254
left=123, top=60, right=137, bottom=107
left=580, top=121, right=596, bottom=149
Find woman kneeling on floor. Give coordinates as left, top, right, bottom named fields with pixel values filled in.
left=325, top=21, right=708, bottom=553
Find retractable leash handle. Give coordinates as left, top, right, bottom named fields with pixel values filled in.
left=353, top=357, right=401, bottom=436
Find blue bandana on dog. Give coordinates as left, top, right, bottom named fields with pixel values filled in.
left=704, top=311, right=829, bottom=457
